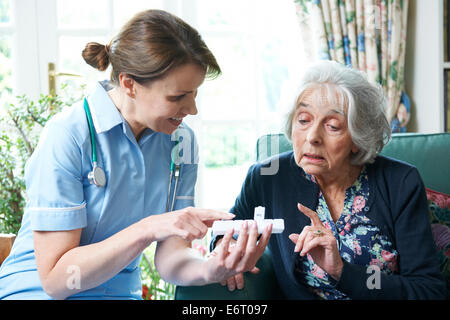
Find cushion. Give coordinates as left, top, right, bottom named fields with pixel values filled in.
left=427, top=188, right=450, bottom=211
left=426, top=188, right=450, bottom=298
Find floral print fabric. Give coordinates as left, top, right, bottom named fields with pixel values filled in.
left=294, top=167, right=398, bottom=299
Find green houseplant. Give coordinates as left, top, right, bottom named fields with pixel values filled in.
left=0, top=85, right=84, bottom=234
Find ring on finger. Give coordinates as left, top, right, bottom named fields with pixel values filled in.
left=206, top=250, right=218, bottom=259
left=312, top=229, right=324, bottom=237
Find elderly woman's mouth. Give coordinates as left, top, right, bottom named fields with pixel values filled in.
left=303, top=153, right=325, bottom=162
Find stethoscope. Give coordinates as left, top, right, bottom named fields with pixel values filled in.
left=83, top=97, right=181, bottom=211
left=84, top=98, right=106, bottom=188
left=166, top=161, right=181, bottom=212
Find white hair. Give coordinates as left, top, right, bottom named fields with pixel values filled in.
left=284, top=60, right=391, bottom=165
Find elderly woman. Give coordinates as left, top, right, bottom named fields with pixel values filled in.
left=212, top=60, right=445, bottom=299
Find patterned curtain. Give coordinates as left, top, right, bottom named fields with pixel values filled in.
left=294, top=0, right=410, bottom=132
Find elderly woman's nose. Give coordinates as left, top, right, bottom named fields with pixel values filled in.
left=306, top=123, right=322, bottom=144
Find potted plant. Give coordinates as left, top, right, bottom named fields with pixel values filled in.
left=0, top=85, right=84, bottom=260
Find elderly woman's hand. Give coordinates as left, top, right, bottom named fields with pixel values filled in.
left=217, top=239, right=261, bottom=291
left=203, top=220, right=272, bottom=288
left=289, top=203, right=343, bottom=281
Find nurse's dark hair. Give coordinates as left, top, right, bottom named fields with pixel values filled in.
left=82, top=9, right=221, bottom=84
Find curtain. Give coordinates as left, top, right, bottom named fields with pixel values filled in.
left=294, top=0, right=410, bottom=132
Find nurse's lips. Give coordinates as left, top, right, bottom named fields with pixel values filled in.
left=303, top=153, right=325, bottom=163
left=168, top=117, right=183, bottom=127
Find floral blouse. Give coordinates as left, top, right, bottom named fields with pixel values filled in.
left=294, top=166, right=399, bottom=300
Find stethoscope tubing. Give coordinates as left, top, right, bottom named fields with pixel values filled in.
left=166, top=169, right=173, bottom=212
left=166, top=162, right=180, bottom=212
left=170, top=171, right=179, bottom=212
left=84, top=98, right=98, bottom=164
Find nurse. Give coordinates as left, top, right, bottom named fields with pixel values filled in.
left=0, top=9, right=271, bottom=299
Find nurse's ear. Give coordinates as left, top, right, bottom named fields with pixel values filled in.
left=118, top=73, right=136, bottom=99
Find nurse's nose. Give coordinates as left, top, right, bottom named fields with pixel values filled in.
left=183, top=95, right=198, bottom=116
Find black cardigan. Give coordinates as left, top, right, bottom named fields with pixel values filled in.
left=213, top=151, right=445, bottom=299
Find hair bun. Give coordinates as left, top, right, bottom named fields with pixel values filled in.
left=82, top=42, right=110, bottom=71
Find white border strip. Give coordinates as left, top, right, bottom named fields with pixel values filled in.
left=27, top=202, right=86, bottom=212
left=175, top=196, right=195, bottom=200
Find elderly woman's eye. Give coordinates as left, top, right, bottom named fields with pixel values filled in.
left=327, top=124, right=340, bottom=131
left=298, top=119, right=310, bottom=125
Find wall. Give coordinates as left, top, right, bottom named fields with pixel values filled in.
left=405, top=0, right=444, bottom=133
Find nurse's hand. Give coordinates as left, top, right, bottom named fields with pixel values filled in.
left=144, top=207, right=234, bottom=243
left=202, top=220, right=272, bottom=286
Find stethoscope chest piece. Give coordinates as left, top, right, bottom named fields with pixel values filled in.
left=88, top=165, right=106, bottom=187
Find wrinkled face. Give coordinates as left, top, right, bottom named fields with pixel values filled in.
left=291, top=85, right=358, bottom=178
left=132, top=63, right=206, bottom=135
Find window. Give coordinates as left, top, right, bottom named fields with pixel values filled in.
left=191, top=0, right=305, bottom=210
left=0, top=0, right=13, bottom=118
left=55, top=0, right=166, bottom=96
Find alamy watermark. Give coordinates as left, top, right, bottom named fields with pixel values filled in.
left=366, top=265, right=381, bottom=290
left=170, top=127, right=198, bottom=165
left=169, top=128, right=282, bottom=175
left=66, top=265, right=81, bottom=290
left=368, top=4, right=382, bottom=31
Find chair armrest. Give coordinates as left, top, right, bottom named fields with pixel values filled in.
left=0, top=234, right=16, bottom=266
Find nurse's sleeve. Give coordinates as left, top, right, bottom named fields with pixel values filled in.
left=25, top=121, right=87, bottom=231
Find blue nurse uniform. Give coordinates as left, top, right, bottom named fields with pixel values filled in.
left=0, top=81, right=198, bottom=299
